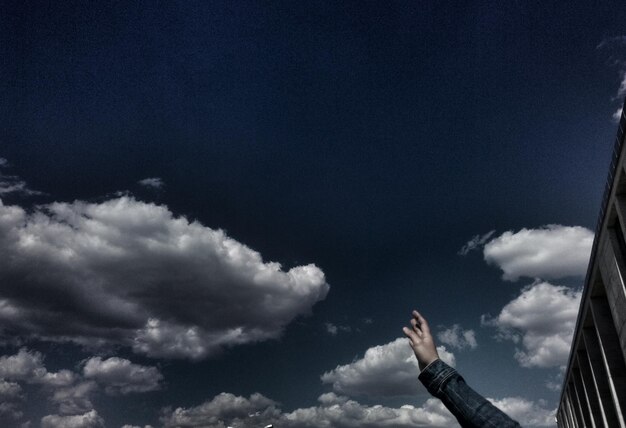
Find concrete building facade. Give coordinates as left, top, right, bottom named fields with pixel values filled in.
left=557, top=106, right=626, bottom=427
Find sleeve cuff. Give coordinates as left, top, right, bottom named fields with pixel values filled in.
left=418, top=359, right=458, bottom=396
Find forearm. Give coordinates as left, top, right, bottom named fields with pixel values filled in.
left=419, top=359, right=521, bottom=428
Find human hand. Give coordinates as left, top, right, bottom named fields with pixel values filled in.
left=402, top=310, right=439, bottom=371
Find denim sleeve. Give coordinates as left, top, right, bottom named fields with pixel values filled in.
left=418, top=359, right=521, bottom=428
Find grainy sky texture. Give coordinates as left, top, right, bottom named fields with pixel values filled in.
left=2, top=1, right=626, bottom=427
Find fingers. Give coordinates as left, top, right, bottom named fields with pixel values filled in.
left=410, top=318, right=423, bottom=336
left=402, top=326, right=418, bottom=342
left=412, top=310, right=430, bottom=335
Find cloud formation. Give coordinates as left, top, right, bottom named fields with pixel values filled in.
left=160, top=391, right=557, bottom=428
left=160, top=391, right=458, bottom=428
left=320, top=338, right=455, bottom=397
left=437, top=325, right=477, bottom=350
left=458, top=230, right=495, bottom=256
left=488, top=397, right=556, bottom=427
left=482, top=281, right=581, bottom=368
left=0, top=348, right=164, bottom=423
left=137, top=178, right=164, bottom=189
left=83, top=357, right=162, bottom=394
left=41, top=410, right=104, bottom=428
left=0, top=348, right=75, bottom=386
left=0, top=196, right=329, bottom=359
left=483, top=225, right=593, bottom=281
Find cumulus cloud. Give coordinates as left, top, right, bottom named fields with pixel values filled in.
left=0, top=196, right=329, bottom=359
left=320, top=338, right=455, bottom=397
left=0, top=348, right=75, bottom=386
left=159, top=390, right=557, bottom=428
left=482, top=281, right=581, bottom=368
left=161, top=392, right=281, bottom=428
left=437, top=325, right=477, bottom=350
left=138, top=178, right=164, bottom=189
left=41, top=409, right=104, bottom=428
left=83, top=356, right=162, bottom=394
left=489, top=397, right=556, bottom=427
left=160, top=391, right=458, bottom=428
left=50, top=381, right=98, bottom=415
left=482, top=225, right=593, bottom=281
left=458, top=230, right=495, bottom=256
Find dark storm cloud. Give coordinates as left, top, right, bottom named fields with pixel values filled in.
left=0, top=196, right=329, bottom=359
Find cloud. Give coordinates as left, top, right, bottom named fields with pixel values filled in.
left=138, top=178, right=164, bottom=189
left=458, top=230, right=495, bottom=256
left=0, top=380, right=24, bottom=422
left=121, top=425, right=154, bottom=428
left=482, top=225, right=593, bottom=281
left=160, top=392, right=458, bottom=428
left=596, top=35, right=626, bottom=50
left=50, top=381, right=98, bottom=415
left=41, top=410, right=104, bottom=428
left=0, top=159, right=41, bottom=196
left=325, top=323, right=351, bottom=336
left=0, top=348, right=75, bottom=386
left=482, top=281, right=581, bottom=368
left=437, top=325, right=477, bottom=350
left=614, top=107, right=623, bottom=122
left=82, top=356, right=162, bottom=394
left=489, top=397, right=556, bottom=427
left=159, top=390, right=557, bottom=428
left=619, top=71, right=626, bottom=98
left=0, top=196, right=329, bottom=359
left=161, top=392, right=281, bottom=428
left=320, top=338, right=455, bottom=397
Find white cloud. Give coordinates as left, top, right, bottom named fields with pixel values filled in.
left=0, top=348, right=75, bottom=386
left=614, top=107, right=623, bottom=122
left=0, top=196, right=329, bottom=359
left=483, top=225, right=593, bottom=281
left=160, top=392, right=458, bottom=428
left=83, top=356, right=162, bottom=394
left=320, top=338, right=455, bottom=397
left=482, top=281, right=581, bottom=368
left=138, top=178, right=164, bottom=189
left=489, top=397, right=556, bottom=427
left=458, top=230, right=495, bottom=256
left=437, top=325, right=477, bottom=350
left=41, top=410, right=104, bottom=428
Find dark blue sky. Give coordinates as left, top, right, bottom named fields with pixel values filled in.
left=1, top=1, right=626, bottom=427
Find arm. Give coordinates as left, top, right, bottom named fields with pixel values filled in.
left=403, top=311, right=521, bottom=428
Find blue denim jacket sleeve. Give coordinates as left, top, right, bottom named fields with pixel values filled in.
left=418, top=359, right=521, bottom=428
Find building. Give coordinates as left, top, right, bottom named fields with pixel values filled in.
left=557, top=104, right=626, bottom=427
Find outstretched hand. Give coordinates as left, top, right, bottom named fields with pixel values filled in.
left=402, top=310, right=439, bottom=371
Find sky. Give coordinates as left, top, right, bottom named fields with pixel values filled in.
left=1, top=1, right=626, bottom=427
